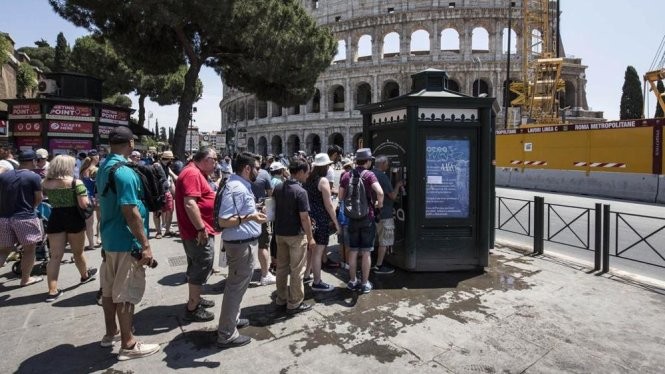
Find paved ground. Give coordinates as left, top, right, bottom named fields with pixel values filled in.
left=1, top=228, right=664, bottom=374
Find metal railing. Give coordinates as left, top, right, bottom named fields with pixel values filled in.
left=495, top=196, right=665, bottom=273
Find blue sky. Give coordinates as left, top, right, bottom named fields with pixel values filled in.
left=1, top=0, right=663, bottom=130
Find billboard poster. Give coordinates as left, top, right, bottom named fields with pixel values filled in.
left=10, top=104, right=41, bottom=119
left=12, top=122, right=43, bottom=136
left=48, top=120, right=93, bottom=134
left=100, top=108, right=129, bottom=125
left=15, top=137, right=42, bottom=151
left=47, top=104, right=94, bottom=121
left=425, top=138, right=470, bottom=219
left=99, top=125, right=114, bottom=138
left=49, top=138, right=92, bottom=156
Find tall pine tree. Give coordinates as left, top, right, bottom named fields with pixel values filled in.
left=620, top=66, right=644, bottom=120
left=53, top=32, right=70, bottom=72
left=655, top=80, right=665, bottom=118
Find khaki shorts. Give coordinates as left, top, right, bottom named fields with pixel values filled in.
left=101, top=251, right=146, bottom=305
left=376, top=218, right=395, bottom=247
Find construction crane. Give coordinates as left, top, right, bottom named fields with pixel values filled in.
left=644, top=34, right=665, bottom=117
left=508, top=0, right=565, bottom=126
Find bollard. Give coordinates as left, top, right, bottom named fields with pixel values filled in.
left=533, top=196, right=545, bottom=255
left=594, top=203, right=602, bottom=271
left=602, top=204, right=610, bottom=273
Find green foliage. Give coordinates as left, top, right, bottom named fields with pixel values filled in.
left=69, top=35, right=135, bottom=95
left=50, top=0, right=335, bottom=159
left=102, top=93, right=132, bottom=107
left=0, top=34, right=11, bottom=67
left=620, top=66, right=644, bottom=120
left=655, top=80, right=665, bottom=118
left=53, top=32, right=71, bottom=71
left=168, top=127, right=174, bottom=145
left=16, top=62, right=38, bottom=97
left=18, top=40, right=55, bottom=72
left=143, top=66, right=203, bottom=106
left=159, top=127, right=167, bottom=141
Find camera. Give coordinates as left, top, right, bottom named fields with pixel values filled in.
left=131, top=249, right=158, bottom=268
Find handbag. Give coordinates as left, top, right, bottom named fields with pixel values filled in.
left=72, top=179, right=94, bottom=220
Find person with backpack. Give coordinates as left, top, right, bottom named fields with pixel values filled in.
left=338, top=148, right=384, bottom=294
left=95, top=126, right=159, bottom=361
left=153, top=151, right=178, bottom=239
left=174, top=147, right=219, bottom=323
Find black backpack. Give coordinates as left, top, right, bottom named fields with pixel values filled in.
left=344, top=169, right=370, bottom=220
left=212, top=179, right=229, bottom=232
left=102, top=162, right=166, bottom=212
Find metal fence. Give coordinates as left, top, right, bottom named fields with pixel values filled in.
left=495, top=196, right=665, bottom=271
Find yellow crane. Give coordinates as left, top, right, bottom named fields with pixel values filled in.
left=509, top=0, right=565, bottom=126
left=644, top=34, right=665, bottom=117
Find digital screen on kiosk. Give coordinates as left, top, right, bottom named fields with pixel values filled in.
left=425, top=138, right=470, bottom=219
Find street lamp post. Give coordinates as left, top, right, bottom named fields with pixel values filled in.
left=504, top=1, right=515, bottom=128
left=189, top=106, right=197, bottom=152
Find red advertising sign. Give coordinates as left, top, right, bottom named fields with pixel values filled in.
left=99, top=125, right=114, bottom=137
left=48, top=120, right=93, bottom=134
left=11, top=104, right=40, bottom=116
left=100, top=108, right=129, bottom=124
left=13, top=122, right=43, bottom=135
left=48, top=104, right=94, bottom=118
left=49, top=138, right=92, bottom=152
left=15, top=137, right=42, bottom=150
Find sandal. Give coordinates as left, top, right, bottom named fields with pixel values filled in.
left=21, top=276, right=44, bottom=287
left=155, top=233, right=163, bottom=239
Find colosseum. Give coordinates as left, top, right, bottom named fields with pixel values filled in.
left=219, top=0, right=603, bottom=157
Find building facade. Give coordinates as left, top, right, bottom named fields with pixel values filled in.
left=219, top=0, right=603, bottom=157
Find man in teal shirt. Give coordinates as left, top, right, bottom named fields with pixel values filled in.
left=96, top=126, right=159, bottom=361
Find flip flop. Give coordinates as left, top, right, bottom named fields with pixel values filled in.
left=21, top=276, right=44, bottom=287
left=155, top=234, right=163, bottom=239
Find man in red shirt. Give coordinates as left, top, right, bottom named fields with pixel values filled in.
left=175, top=147, right=219, bottom=322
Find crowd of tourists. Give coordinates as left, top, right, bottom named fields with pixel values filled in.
left=0, top=126, right=404, bottom=360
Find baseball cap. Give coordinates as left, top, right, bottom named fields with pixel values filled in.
left=109, top=126, right=134, bottom=144
left=269, top=161, right=285, bottom=172
left=35, top=148, right=49, bottom=160
left=18, top=149, right=36, bottom=162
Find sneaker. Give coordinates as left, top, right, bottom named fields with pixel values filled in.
left=340, top=262, right=350, bottom=270
left=45, top=289, right=63, bottom=303
left=286, top=302, right=312, bottom=315
left=217, top=335, right=251, bottom=349
left=199, top=297, right=215, bottom=308
left=80, top=268, right=98, bottom=284
left=311, top=281, right=334, bottom=292
left=100, top=333, right=121, bottom=348
left=184, top=304, right=215, bottom=322
left=360, top=281, right=373, bottom=294
left=260, top=272, right=276, bottom=286
left=303, top=275, right=313, bottom=284
left=117, top=341, right=160, bottom=361
left=346, top=279, right=359, bottom=291
left=373, top=264, right=395, bottom=274
left=236, top=318, right=250, bottom=329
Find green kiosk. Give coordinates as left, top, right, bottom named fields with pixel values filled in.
left=361, top=69, right=497, bottom=271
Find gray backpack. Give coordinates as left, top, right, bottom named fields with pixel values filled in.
left=344, top=169, right=370, bottom=220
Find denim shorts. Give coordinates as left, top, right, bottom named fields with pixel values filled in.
left=183, top=236, right=214, bottom=285
left=347, top=219, right=376, bottom=252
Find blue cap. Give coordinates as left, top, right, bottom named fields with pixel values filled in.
left=18, top=149, right=36, bottom=162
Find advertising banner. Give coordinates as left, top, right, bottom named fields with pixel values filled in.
left=9, top=104, right=41, bottom=119
left=15, top=137, right=42, bottom=151
left=47, top=120, right=93, bottom=134
left=12, top=122, right=43, bottom=136
left=49, top=138, right=92, bottom=155
left=100, top=108, right=129, bottom=125
left=46, top=103, right=94, bottom=121
left=99, top=125, right=114, bottom=138
left=425, top=138, right=470, bottom=219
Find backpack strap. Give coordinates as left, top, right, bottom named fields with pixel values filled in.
left=102, top=161, right=128, bottom=197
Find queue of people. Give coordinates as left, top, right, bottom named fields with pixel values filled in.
left=0, top=126, right=405, bottom=360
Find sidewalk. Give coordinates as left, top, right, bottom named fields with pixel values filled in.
left=1, top=233, right=664, bottom=373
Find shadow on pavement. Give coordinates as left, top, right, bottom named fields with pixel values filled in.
left=162, top=329, right=221, bottom=369
left=134, top=304, right=183, bottom=336
left=17, top=342, right=116, bottom=374
left=0, top=291, right=45, bottom=307
left=52, top=290, right=98, bottom=308
left=158, top=272, right=187, bottom=287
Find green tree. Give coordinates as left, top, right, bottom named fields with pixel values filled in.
left=53, top=32, right=70, bottom=71
left=154, top=119, right=159, bottom=140
left=620, top=66, right=644, bottom=120
left=168, top=127, right=174, bottom=146
left=70, top=36, right=203, bottom=127
left=159, top=126, right=167, bottom=142
left=102, top=92, right=132, bottom=107
left=17, top=39, right=55, bottom=72
left=16, top=62, right=38, bottom=97
left=655, top=80, right=665, bottom=118
left=50, top=0, right=336, bottom=159
left=0, top=34, right=11, bottom=67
